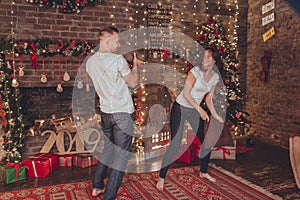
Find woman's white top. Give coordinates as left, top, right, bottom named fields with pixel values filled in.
left=176, top=66, right=219, bottom=108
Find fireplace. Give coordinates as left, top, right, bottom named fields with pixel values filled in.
left=21, top=84, right=174, bottom=159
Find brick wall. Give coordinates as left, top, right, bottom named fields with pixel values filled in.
left=0, top=0, right=249, bottom=154
left=246, top=0, right=300, bottom=148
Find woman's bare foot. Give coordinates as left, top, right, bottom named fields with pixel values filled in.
left=156, top=177, right=165, bottom=191
left=200, top=172, right=216, bottom=182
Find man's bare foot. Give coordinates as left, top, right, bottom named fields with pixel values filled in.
left=92, top=188, right=104, bottom=197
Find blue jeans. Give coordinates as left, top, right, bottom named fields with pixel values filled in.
left=159, top=101, right=212, bottom=179
left=92, top=112, right=134, bottom=200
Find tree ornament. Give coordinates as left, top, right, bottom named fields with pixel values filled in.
left=18, top=65, right=25, bottom=77
left=77, top=79, right=83, bottom=89
left=40, top=74, right=48, bottom=83
left=63, top=71, right=70, bottom=82
left=56, top=83, right=63, bottom=93
left=86, top=83, right=90, bottom=92
left=6, top=61, right=12, bottom=69
left=11, top=78, right=19, bottom=87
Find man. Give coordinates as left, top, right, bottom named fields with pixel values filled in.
left=86, top=26, right=143, bottom=199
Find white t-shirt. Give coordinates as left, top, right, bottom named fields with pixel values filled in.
left=176, top=66, right=220, bottom=108
left=86, top=52, right=134, bottom=114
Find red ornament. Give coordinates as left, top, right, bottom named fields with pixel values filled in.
left=235, top=112, right=241, bottom=118
left=207, top=18, right=215, bottom=25
left=218, top=46, right=225, bottom=54
left=163, top=48, right=168, bottom=59
left=197, top=34, right=205, bottom=42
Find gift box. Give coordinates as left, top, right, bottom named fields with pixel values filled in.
left=73, top=154, right=98, bottom=168
left=0, top=163, right=26, bottom=184
left=59, top=154, right=73, bottom=167
left=22, top=153, right=59, bottom=178
left=174, top=132, right=200, bottom=164
left=174, top=144, right=199, bottom=164
left=235, top=135, right=249, bottom=154
left=210, top=140, right=237, bottom=160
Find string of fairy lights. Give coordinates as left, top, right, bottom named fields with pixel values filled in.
left=2, top=1, right=242, bottom=153
left=204, top=0, right=239, bottom=53
left=10, top=0, right=15, bottom=40
left=101, top=0, right=241, bottom=134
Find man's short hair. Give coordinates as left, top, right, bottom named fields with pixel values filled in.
left=99, top=26, right=119, bottom=37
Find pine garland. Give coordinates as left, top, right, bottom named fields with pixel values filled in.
left=26, top=0, right=98, bottom=13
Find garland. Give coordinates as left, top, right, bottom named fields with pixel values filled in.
left=0, top=39, right=96, bottom=68
left=26, top=0, right=98, bottom=13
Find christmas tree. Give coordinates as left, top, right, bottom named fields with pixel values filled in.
left=0, top=53, right=26, bottom=163
left=197, top=17, right=249, bottom=135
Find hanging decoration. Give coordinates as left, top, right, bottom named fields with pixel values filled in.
left=26, top=0, right=98, bottom=14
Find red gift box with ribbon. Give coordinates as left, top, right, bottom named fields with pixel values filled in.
left=175, top=144, right=199, bottom=164
left=73, top=154, right=98, bottom=168
left=235, top=136, right=252, bottom=154
left=22, top=153, right=59, bottom=178
left=174, top=131, right=201, bottom=164
left=210, top=140, right=236, bottom=160
left=59, top=154, right=73, bottom=167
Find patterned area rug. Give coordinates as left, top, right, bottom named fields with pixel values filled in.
left=0, top=164, right=282, bottom=200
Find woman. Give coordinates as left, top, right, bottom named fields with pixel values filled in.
left=156, top=46, right=224, bottom=190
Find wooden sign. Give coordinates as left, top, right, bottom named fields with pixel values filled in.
left=262, top=12, right=275, bottom=26
left=40, top=127, right=102, bottom=154
left=262, top=27, right=275, bottom=42
left=262, top=0, right=275, bottom=14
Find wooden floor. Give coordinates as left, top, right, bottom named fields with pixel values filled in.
left=1, top=139, right=299, bottom=200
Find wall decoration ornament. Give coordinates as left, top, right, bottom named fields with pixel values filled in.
left=259, top=50, right=272, bottom=83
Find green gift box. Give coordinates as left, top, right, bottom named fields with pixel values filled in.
left=0, top=164, right=27, bottom=184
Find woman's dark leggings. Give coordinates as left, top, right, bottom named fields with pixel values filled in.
left=159, top=101, right=211, bottom=179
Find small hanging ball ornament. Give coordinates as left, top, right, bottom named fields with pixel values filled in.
left=11, top=78, right=19, bottom=87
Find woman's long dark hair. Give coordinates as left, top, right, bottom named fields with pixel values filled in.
left=202, top=46, right=225, bottom=76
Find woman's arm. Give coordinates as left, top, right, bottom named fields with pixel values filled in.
left=183, top=71, right=210, bottom=121
left=205, top=84, right=224, bottom=123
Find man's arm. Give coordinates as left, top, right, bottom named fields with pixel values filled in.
left=123, top=52, right=143, bottom=88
